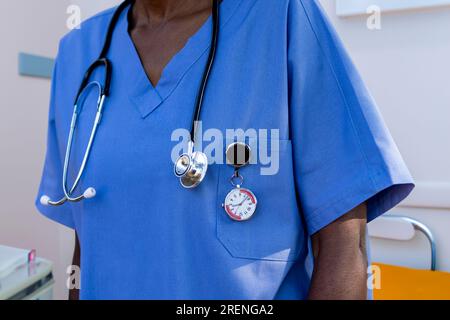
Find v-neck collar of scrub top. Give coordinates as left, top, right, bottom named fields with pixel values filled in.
left=114, top=0, right=241, bottom=119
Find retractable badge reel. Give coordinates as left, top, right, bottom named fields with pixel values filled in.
left=222, top=142, right=258, bottom=221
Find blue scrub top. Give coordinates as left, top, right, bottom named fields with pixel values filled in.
left=36, top=0, right=414, bottom=299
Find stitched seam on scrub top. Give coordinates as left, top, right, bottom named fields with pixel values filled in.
left=297, top=0, right=378, bottom=192
left=306, top=178, right=379, bottom=234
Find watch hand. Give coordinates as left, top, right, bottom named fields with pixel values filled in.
left=240, top=196, right=250, bottom=205
left=231, top=199, right=246, bottom=207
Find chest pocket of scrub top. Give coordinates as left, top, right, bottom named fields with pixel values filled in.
left=216, top=140, right=303, bottom=262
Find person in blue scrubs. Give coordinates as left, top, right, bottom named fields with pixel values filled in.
left=36, top=0, right=414, bottom=300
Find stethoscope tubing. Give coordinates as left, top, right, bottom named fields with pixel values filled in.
left=43, top=82, right=104, bottom=206
left=62, top=82, right=105, bottom=201
left=190, top=0, right=220, bottom=142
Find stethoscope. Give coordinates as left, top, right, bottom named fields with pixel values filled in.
left=40, top=0, right=220, bottom=206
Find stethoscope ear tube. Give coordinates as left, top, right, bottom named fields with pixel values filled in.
left=74, top=0, right=133, bottom=103
left=41, top=0, right=132, bottom=207
left=75, top=58, right=112, bottom=104
left=43, top=82, right=105, bottom=207
left=98, top=0, right=134, bottom=60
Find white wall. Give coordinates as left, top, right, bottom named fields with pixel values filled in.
left=320, top=0, right=450, bottom=184
left=0, top=0, right=74, bottom=300
left=318, top=0, right=450, bottom=271
left=70, top=0, right=121, bottom=20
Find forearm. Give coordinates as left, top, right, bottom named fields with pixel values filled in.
left=308, top=240, right=368, bottom=299
left=308, top=203, right=368, bottom=300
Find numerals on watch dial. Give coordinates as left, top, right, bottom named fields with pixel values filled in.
left=224, top=188, right=257, bottom=221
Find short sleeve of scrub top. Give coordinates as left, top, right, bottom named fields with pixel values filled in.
left=35, top=53, right=75, bottom=229
left=287, top=0, right=414, bottom=235
left=35, top=0, right=414, bottom=300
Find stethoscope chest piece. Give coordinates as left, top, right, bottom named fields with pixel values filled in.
left=174, top=142, right=208, bottom=189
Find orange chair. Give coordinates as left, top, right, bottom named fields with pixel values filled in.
left=372, top=263, right=450, bottom=300
left=369, top=216, right=450, bottom=300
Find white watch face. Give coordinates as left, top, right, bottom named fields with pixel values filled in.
left=224, top=188, right=257, bottom=221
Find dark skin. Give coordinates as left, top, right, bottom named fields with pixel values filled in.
left=69, top=0, right=368, bottom=300
left=309, top=203, right=368, bottom=300
left=129, top=0, right=214, bottom=86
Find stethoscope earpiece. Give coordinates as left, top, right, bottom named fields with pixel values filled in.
left=40, top=187, right=97, bottom=207
left=83, top=187, right=97, bottom=199
left=40, top=195, right=51, bottom=206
